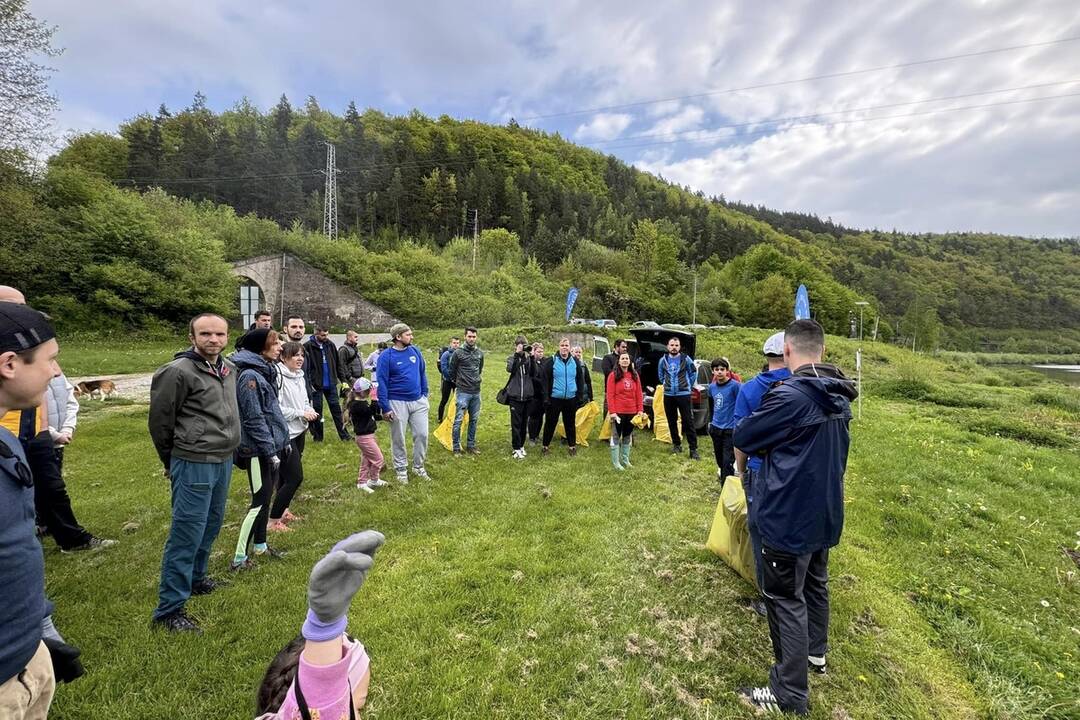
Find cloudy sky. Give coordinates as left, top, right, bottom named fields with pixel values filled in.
left=32, top=0, right=1080, bottom=237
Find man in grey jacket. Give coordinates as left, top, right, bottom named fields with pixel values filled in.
left=148, top=313, right=241, bottom=633
left=448, top=326, right=484, bottom=455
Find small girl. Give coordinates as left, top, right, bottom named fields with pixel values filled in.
left=348, top=378, right=385, bottom=493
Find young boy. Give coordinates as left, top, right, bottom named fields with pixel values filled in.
left=708, top=357, right=742, bottom=483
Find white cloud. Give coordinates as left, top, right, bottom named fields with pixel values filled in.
left=574, top=113, right=632, bottom=142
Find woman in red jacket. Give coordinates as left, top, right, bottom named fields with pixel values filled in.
left=605, top=352, right=644, bottom=471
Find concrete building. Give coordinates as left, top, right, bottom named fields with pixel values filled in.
left=230, top=253, right=399, bottom=331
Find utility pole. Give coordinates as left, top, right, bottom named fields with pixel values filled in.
left=319, top=142, right=339, bottom=240
left=854, top=301, right=868, bottom=421
left=471, top=209, right=480, bottom=271
left=691, top=270, right=698, bottom=325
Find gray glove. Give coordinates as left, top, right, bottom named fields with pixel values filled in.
left=303, top=530, right=385, bottom=640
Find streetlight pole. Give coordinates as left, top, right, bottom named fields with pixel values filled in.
left=854, top=302, right=869, bottom=420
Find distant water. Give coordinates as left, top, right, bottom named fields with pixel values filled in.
left=1029, top=365, right=1080, bottom=386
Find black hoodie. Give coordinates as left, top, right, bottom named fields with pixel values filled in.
left=733, top=363, right=857, bottom=555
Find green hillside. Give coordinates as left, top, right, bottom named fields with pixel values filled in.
left=13, top=95, right=1080, bottom=349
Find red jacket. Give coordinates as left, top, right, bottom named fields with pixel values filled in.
left=606, top=370, right=643, bottom=414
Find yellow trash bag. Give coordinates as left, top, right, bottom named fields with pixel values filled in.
left=433, top=390, right=469, bottom=451
left=705, top=477, right=758, bottom=589
left=652, top=386, right=672, bottom=443
left=555, top=400, right=600, bottom=447
left=599, top=411, right=648, bottom=441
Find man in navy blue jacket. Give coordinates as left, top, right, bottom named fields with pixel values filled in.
left=732, top=319, right=857, bottom=716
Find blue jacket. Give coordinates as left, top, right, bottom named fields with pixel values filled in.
left=709, top=379, right=742, bottom=429
left=733, top=367, right=791, bottom=472
left=376, top=345, right=429, bottom=412
left=0, top=426, right=47, bottom=685
left=658, top=353, right=696, bottom=396
left=733, top=364, right=857, bottom=555
left=233, top=350, right=290, bottom=459
left=542, top=354, right=585, bottom=402
left=439, top=349, right=454, bottom=382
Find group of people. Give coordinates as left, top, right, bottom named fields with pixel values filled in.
left=0, top=286, right=854, bottom=717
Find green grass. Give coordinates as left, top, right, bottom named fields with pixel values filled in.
left=43, top=329, right=1080, bottom=718
left=58, top=337, right=179, bottom=377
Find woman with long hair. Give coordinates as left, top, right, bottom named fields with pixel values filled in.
left=605, top=352, right=644, bottom=471
left=270, top=341, right=319, bottom=531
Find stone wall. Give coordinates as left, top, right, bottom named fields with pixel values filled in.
left=230, top=253, right=399, bottom=331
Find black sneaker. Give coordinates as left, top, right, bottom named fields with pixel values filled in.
left=671, top=445, right=683, bottom=454
left=736, top=686, right=788, bottom=714
left=747, top=597, right=768, bottom=618
left=808, top=656, right=827, bottom=675
left=689, top=449, right=701, bottom=461
left=60, top=536, right=118, bottom=554
left=151, top=609, right=202, bottom=634
left=255, top=545, right=287, bottom=560
left=191, top=577, right=226, bottom=596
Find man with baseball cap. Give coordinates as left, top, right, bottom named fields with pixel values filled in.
left=375, top=323, right=431, bottom=483
left=0, top=302, right=61, bottom=718
left=733, top=330, right=791, bottom=616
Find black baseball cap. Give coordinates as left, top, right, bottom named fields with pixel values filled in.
left=0, top=303, right=56, bottom=353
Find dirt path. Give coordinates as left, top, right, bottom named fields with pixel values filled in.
left=70, top=373, right=155, bottom=402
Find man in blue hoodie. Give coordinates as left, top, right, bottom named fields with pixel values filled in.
left=658, top=336, right=700, bottom=459
left=733, top=319, right=857, bottom=716
left=376, top=323, right=430, bottom=483
left=0, top=302, right=61, bottom=717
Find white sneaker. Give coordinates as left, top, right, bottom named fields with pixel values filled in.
left=369, top=478, right=388, bottom=488
left=396, top=471, right=409, bottom=485
left=357, top=483, right=375, bottom=494
left=512, top=449, right=524, bottom=459
left=413, top=467, right=431, bottom=481
left=520, top=447, right=527, bottom=457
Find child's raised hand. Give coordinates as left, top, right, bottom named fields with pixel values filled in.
left=303, top=530, right=385, bottom=641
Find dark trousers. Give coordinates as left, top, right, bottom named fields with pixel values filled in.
left=744, top=470, right=765, bottom=590
left=509, top=399, right=529, bottom=450
left=709, top=426, right=735, bottom=480
left=154, top=458, right=231, bottom=619
left=26, top=434, right=92, bottom=549
left=235, top=455, right=276, bottom=559
left=761, top=545, right=830, bottom=714
left=542, top=398, right=578, bottom=447
left=437, top=378, right=455, bottom=423
left=612, top=413, right=636, bottom=440
left=310, top=387, right=348, bottom=441
left=527, top=398, right=544, bottom=441
left=270, top=434, right=305, bottom=520
left=663, top=394, right=697, bottom=451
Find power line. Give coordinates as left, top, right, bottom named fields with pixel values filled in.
left=587, top=79, right=1080, bottom=148
left=598, top=90, right=1080, bottom=152
left=519, top=35, right=1080, bottom=122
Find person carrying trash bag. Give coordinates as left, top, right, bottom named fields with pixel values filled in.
left=604, top=350, right=644, bottom=471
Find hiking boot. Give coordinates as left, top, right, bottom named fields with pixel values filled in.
left=191, top=577, right=225, bottom=596
left=255, top=545, right=287, bottom=560
left=745, top=597, right=768, bottom=618
left=357, top=482, right=375, bottom=494
left=61, top=536, right=118, bottom=553
left=808, top=656, right=827, bottom=675
left=671, top=445, right=683, bottom=454
left=737, top=686, right=798, bottom=714
left=229, top=557, right=256, bottom=572
left=152, top=609, right=202, bottom=634
left=689, top=449, right=701, bottom=461
left=413, top=467, right=432, bottom=481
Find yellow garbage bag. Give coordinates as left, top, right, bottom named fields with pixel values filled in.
left=555, top=400, right=601, bottom=447
left=652, top=386, right=672, bottom=443
left=433, top=390, right=469, bottom=451
left=705, top=477, right=758, bottom=589
left=599, top=411, right=649, bottom=441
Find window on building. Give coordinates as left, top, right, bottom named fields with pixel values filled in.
left=239, top=281, right=261, bottom=329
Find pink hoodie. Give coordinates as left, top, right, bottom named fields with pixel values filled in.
left=256, top=637, right=369, bottom=720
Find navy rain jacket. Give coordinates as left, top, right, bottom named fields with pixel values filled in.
left=733, top=363, right=857, bottom=555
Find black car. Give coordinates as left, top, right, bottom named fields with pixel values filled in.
left=627, top=323, right=712, bottom=432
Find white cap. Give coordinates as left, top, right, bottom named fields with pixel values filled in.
left=352, top=378, right=373, bottom=393
left=762, top=332, right=785, bottom=356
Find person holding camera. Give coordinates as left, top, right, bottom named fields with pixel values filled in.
left=504, top=335, right=538, bottom=459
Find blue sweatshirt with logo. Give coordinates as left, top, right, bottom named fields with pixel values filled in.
left=376, top=345, right=429, bottom=412
left=734, top=367, right=791, bottom=472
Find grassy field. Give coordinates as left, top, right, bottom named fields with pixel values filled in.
left=45, top=328, right=1079, bottom=719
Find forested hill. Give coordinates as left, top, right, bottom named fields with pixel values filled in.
left=41, top=94, right=1080, bottom=350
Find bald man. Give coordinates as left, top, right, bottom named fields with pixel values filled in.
left=0, top=286, right=26, bottom=304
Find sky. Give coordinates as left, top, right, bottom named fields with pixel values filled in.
left=32, top=0, right=1080, bottom=238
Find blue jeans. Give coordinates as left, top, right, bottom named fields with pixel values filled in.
left=153, top=457, right=232, bottom=619
left=744, top=468, right=764, bottom=590
left=452, top=391, right=481, bottom=450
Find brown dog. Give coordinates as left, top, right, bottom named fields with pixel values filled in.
left=74, top=379, right=117, bottom=400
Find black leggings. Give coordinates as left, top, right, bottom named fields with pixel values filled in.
left=438, top=379, right=455, bottom=422
left=542, top=398, right=578, bottom=447
left=611, top=413, right=636, bottom=440
left=527, top=398, right=544, bottom=441
left=235, top=454, right=277, bottom=558
left=270, top=435, right=305, bottom=520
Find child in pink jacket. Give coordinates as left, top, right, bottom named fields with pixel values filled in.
left=255, top=530, right=383, bottom=719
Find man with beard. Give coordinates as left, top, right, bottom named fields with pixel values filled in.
left=303, top=325, right=350, bottom=442
left=375, top=323, right=431, bottom=483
